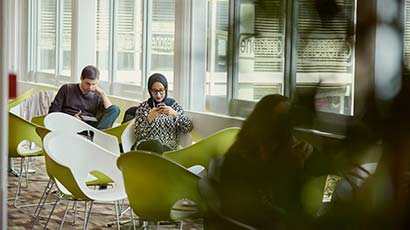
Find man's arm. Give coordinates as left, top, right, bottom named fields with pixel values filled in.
left=95, top=86, right=112, bottom=109
left=48, top=85, right=67, bottom=113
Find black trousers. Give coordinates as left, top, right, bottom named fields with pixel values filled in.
left=136, top=139, right=172, bottom=154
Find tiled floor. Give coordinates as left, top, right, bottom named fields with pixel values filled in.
left=7, top=157, right=203, bottom=229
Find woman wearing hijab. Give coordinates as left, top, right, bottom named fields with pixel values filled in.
left=133, top=73, right=193, bottom=153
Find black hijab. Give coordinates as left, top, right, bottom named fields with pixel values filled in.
left=147, top=73, right=175, bottom=108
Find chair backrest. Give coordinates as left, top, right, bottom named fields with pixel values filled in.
left=117, top=151, right=207, bottom=221
left=43, top=131, right=126, bottom=201
left=9, top=112, right=43, bottom=157
left=8, top=89, right=34, bottom=110
left=31, top=114, right=46, bottom=127
left=35, top=126, right=50, bottom=141
left=44, top=112, right=120, bottom=154
left=122, top=106, right=137, bottom=124
left=198, top=158, right=258, bottom=230
left=121, top=119, right=136, bottom=153
left=163, top=127, right=240, bottom=170
left=103, top=119, right=133, bottom=145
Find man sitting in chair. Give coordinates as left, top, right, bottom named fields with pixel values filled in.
left=49, top=65, right=120, bottom=130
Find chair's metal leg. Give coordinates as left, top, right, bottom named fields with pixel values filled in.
left=113, top=200, right=121, bottom=230
left=15, top=177, right=54, bottom=209
left=142, top=221, right=149, bottom=229
left=129, top=208, right=136, bottom=230
left=83, top=201, right=93, bottom=230
left=83, top=201, right=88, bottom=230
left=43, top=197, right=61, bottom=230
left=33, top=179, right=54, bottom=217
left=119, top=198, right=125, bottom=213
left=24, top=157, right=30, bottom=188
left=13, top=157, right=25, bottom=208
left=72, top=200, right=78, bottom=225
left=59, top=200, right=71, bottom=230
left=121, top=206, right=131, bottom=216
left=32, top=181, right=54, bottom=229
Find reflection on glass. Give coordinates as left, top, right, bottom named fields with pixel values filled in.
left=61, top=0, right=72, bottom=76
left=237, top=0, right=285, bottom=101
left=38, top=0, right=56, bottom=74
left=206, top=0, right=229, bottom=97
left=96, top=0, right=111, bottom=81
left=296, top=0, right=356, bottom=115
left=115, top=0, right=143, bottom=86
left=404, top=0, right=410, bottom=77
left=150, top=0, right=175, bottom=90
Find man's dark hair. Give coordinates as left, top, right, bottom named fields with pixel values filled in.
left=81, top=65, right=100, bottom=80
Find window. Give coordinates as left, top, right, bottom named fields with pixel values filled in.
left=96, top=0, right=111, bottom=82
left=29, top=0, right=72, bottom=83
left=94, top=0, right=144, bottom=97
left=296, top=0, right=355, bottom=115
left=114, top=0, right=143, bottom=85
left=404, top=0, right=410, bottom=77
left=94, top=0, right=168, bottom=97
left=149, top=0, right=176, bottom=90
left=206, top=0, right=229, bottom=97
left=237, top=0, right=285, bottom=101
left=61, top=0, right=72, bottom=76
left=37, top=0, right=56, bottom=74
left=205, top=0, right=356, bottom=117
left=27, top=0, right=363, bottom=121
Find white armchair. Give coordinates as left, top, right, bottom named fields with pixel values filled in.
left=34, top=131, right=126, bottom=229
left=44, top=112, right=120, bottom=154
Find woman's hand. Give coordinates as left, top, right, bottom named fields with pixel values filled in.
left=147, top=105, right=177, bottom=123
left=147, top=107, right=162, bottom=123
left=158, top=105, right=177, bottom=119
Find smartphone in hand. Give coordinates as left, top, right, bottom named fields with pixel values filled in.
left=156, top=102, right=166, bottom=108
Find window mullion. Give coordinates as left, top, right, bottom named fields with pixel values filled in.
left=28, top=0, right=37, bottom=75
left=227, top=0, right=240, bottom=101
left=284, top=0, right=298, bottom=99
left=56, top=0, right=63, bottom=80
left=33, top=1, right=40, bottom=73
left=141, top=0, right=151, bottom=99
left=110, top=0, right=116, bottom=89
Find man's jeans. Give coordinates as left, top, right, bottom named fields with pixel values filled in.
left=96, top=105, right=120, bottom=130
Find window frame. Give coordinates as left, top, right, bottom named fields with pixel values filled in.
left=23, top=0, right=379, bottom=135
left=27, top=0, right=72, bottom=85
left=202, top=0, right=371, bottom=129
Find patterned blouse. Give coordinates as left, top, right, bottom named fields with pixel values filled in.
left=134, top=100, right=193, bottom=150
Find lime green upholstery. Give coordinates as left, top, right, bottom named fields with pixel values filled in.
left=31, top=114, right=46, bottom=127
left=103, top=119, right=132, bottom=145
left=9, top=112, right=44, bottom=208
left=35, top=126, right=50, bottom=140
left=301, top=175, right=328, bottom=216
left=117, top=151, right=207, bottom=222
left=9, top=112, right=43, bottom=158
left=163, top=127, right=240, bottom=170
left=8, top=89, right=34, bottom=110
